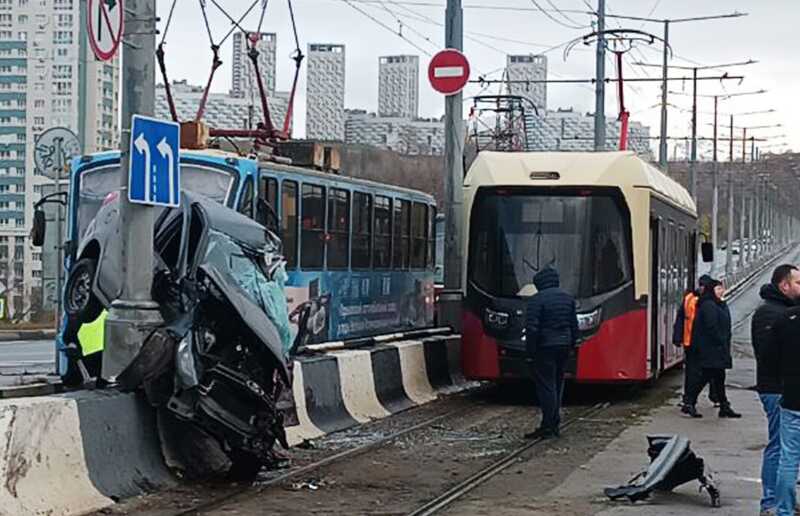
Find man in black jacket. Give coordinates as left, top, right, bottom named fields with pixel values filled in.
left=752, top=265, right=800, bottom=515
left=525, top=267, right=579, bottom=440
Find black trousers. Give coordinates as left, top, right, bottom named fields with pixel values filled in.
left=530, top=347, right=570, bottom=431
left=682, top=351, right=722, bottom=405
left=685, top=367, right=728, bottom=407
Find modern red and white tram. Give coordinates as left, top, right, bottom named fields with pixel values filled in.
left=461, top=151, right=697, bottom=383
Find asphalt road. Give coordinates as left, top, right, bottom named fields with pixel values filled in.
left=0, top=339, right=56, bottom=382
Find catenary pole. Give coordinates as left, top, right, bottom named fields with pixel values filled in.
left=594, top=0, right=606, bottom=151
left=441, top=0, right=464, bottom=331
left=103, top=0, right=163, bottom=380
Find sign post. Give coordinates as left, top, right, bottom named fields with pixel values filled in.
left=87, top=0, right=124, bottom=62
left=34, top=127, right=79, bottom=340
left=429, top=45, right=468, bottom=332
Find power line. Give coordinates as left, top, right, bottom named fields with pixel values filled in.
left=336, top=0, right=433, bottom=55
left=529, top=0, right=589, bottom=29
left=543, top=0, right=587, bottom=27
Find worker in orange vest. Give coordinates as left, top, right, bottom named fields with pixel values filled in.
left=673, top=274, right=717, bottom=412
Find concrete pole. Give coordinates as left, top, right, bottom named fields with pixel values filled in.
left=103, top=0, right=163, bottom=381
left=658, top=20, right=669, bottom=168
left=754, top=177, right=761, bottom=260
left=54, top=138, right=63, bottom=333
left=711, top=163, right=719, bottom=273
left=725, top=167, right=734, bottom=277
left=739, top=172, right=746, bottom=268
left=689, top=68, right=698, bottom=198
left=594, top=0, right=606, bottom=151
left=441, top=0, right=464, bottom=331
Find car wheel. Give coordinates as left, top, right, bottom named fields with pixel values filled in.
left=65, top=257, right=103, bottom=323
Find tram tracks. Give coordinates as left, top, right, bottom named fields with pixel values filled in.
left=173, top=398, right=612, bottom=516
left=406, top=402, right=610, bottom=516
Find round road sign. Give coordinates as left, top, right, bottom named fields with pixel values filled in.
left=34, top=127, right=81, bottom=180
left=87, top=0, right=124, bottom=62
left=428, top=49, right=471, bottom=96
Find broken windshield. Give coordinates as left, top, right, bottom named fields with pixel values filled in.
left=468, top=189, right=632, bottom=298
left=203, top=230, right=292, bottom=355
left=75, top=163, right=236, bottom=244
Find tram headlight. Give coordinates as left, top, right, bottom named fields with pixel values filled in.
left=576, top=307, right=602, bottom=332
left=484, top=307, right=510, bottom=329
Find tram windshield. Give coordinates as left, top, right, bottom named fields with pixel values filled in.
left=469, top=189, right=632, bottom=298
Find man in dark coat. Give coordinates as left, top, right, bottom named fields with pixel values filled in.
left=525, top=267, right=579, bottom=439
left=673, top=274, right=716, bottom=412
left=751, top=264, right=800, bottom=515
left=683, top=277, right=741, bottom=418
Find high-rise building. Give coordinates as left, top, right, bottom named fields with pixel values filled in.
left=378, top=55, right=419, bottom=119
left=306, top=43, right=346, bottom=141
left=231, top=31, right=277, bottom=99
left=0, top=0, right=119, bottom=316
left=506, top=54, right=547, bottom=114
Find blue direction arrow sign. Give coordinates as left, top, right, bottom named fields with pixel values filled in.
left=128, top=115, right=180, bottom=208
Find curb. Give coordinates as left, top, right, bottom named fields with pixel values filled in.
left=0, top=334, right=464, bottom=515
left=0, top=330, right=56, bottom=343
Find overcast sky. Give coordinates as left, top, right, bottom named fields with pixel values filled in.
left=155, top=0, right=797, bottom=156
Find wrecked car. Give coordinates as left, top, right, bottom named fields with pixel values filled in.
left=63, top=190, right=298, bottom=478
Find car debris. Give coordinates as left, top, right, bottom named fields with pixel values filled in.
left=62, top=191, right=308, bottom=480
left=603, top=434, right=721, bottom=507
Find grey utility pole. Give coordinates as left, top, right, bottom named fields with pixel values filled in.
left=658, top=20, right=669, bottom=168
left=103, top=0, right=162, bottom=381
left=594, top=0, right=606, bottom=151
left=725, top=166, right=734, bottom=277
left=739, top=170, right=746, bottom=268
left=689, top=68, right=698, bottom=198
left=748, top=181, right=755, bottom=265
left=441, top=0, right=464, bottom=331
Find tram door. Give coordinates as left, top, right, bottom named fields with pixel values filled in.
left=649, top=217, right=662, bottom=378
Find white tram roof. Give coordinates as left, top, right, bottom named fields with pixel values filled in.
left=465, top=150, right=696, bottom=217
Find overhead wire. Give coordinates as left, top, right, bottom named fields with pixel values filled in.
left=160, top=0, right=178, bottom=46
left=543, top=0, right=587, bottom=27
left=336, top=0, right=433, bottom=55
left=529, top=0, right=589, bottom=29
left=373, top=0, right=439, bottom=51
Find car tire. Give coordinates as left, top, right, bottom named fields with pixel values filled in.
left=64, top=257, right=103, bottom=324
left=227, top=450, right=264, bottom=481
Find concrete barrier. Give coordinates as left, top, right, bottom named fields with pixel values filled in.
left=0, top=330, right=56, bottom=342
left=287, top=334, right=465, bottom=446
left=0, top=391, right=173, bottom=516
left=1, top=333, right=464, bottom=515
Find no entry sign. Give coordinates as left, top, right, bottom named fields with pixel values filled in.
left=87, top=0, right=124, bottom=61
left=428, top=49, right=470, bottom=95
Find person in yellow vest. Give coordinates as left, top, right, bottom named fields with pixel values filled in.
left=673, top=275, right=717, bottom=413
left=61, top=310, right=106, bottom=387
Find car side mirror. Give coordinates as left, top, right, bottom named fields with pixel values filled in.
left=701, top=242, right=714, bottom=263
left=31, top=209, right=46, bottom=247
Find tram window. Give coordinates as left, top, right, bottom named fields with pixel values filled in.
left=327, top=188, right=350, bottom=270
left=394, top=199, right=411, bottom=269
left=427, top=206, right=436, bottom=270
left=352, top=192, right=372, bottom=269
left=590, top=198, right=630, bottom=294
left=411, top=202, right=427, bottom=268
left=281, top=181, right=298, bottom=268
left=265, top=177, right=278, bottom=211
left=374, top=196, right=392, bottom=269
left=238, top=177, right=254, bottom=218
left=301, top=183, right=325, bottom=269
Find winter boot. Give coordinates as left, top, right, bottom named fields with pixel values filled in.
left=719, top=404, right=742, bottom=418
left=681, top=404, right=703, bottom=418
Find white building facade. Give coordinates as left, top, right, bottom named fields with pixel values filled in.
left=506, top=54, right=547, bottom=115
left=378, top=55, right=418, bottom=119
left=0, top=0, right=119, bottom=317
left=306, top=43, right=345, bottom=141
left=231, top=31, right=277, bottom=99
left=345, top=110, right=443, bottom=156
left=155, top=80, right=290, bottom=133
left=525, top=108, right=653, bottom=157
